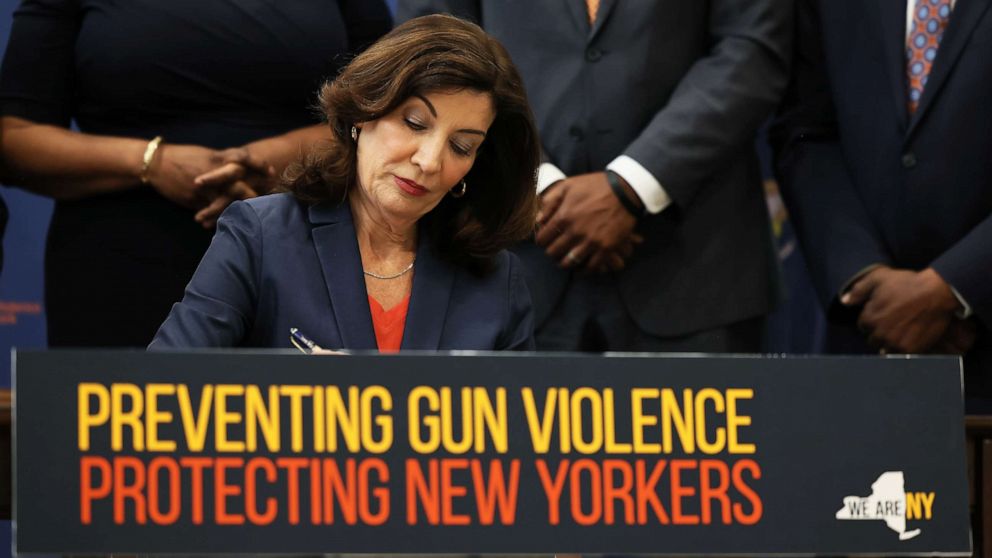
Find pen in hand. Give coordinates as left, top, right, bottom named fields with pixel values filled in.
left=289, top=327, right=322, bottom=354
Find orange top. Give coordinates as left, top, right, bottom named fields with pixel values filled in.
left=368, top=295, right=410, bottom=353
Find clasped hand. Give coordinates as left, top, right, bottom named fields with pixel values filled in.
left=841, top=266, right=975, bottom=355
left=535, top=172, right=642, bottom=273
left=146, top=144, right=276, bottom=229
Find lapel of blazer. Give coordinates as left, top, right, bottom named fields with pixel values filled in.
left=401, top=227, right=455, bottom=350
left=308, top=202, right=377, bottom=351
left=589, top=0, right=617, bottom=41
left=563, top=0, right=591, bottom=37
left=907, top=0, right=991, bottom=137
left=877, top=0, right=911, bottom=131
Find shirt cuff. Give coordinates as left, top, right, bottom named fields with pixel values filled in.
left=949, top=285, right=974, bottom=319
left=839, top=263, right=886, bottom=297
left=606, top=155, right=672, bottom=214
left=536, top=163, right=567, bottom=194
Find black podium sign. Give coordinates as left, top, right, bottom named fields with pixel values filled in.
left=13, top=351, right=970, bottom=555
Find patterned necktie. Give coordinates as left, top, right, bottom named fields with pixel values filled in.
left=906, top=0, right=953, bottom=113
left=586, top=0, right=600, bottom=24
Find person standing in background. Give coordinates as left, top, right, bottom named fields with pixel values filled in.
left=396, top=0, right=791, bottom=353
left=0, top=0, right=391, bottom=347
left=773, top=0, right=992, bottom=412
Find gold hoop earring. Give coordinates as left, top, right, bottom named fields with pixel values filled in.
left=450, top=180, right=467, bottom=198
left=350, top=126, right=358, bottom=141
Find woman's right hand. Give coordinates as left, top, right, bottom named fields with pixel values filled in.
left=145, top=144, right=271, bottom=212
left=144, top=143, right=213, bottom=209
left=0, top=118, right=271, bottom=210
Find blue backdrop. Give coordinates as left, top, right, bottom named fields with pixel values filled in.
left=0, top=7, right=45, bottom=557
left=0, top=2, right=52, bottom=389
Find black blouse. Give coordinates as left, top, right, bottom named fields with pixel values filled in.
left=0, top=0, right=392, bottom=346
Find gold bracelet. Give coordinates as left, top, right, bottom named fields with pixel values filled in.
left=139, top=135, right=164, bottom=184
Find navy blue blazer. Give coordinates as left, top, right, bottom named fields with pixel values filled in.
left=149, top=194, right=535, bottom=351
left=776, top=0, right=992, bottom=322
left=774, top=0, right=992, bottom=398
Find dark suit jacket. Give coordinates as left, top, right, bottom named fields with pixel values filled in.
left=397, top=0, right=791, bottom=337
left=149, top=194, right=535, bottom=351
left=774, top=0, right=992, bottom=395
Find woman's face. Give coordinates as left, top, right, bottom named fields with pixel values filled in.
left=353, top=89, right=496, bottom=225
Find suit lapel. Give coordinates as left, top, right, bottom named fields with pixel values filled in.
left=401, top=229, right=454, bottom=350
left=589, top=0, right=617, bottom=41
left=877, top=0, right=911, bottom=131
left=907, top=0, right=991, bottom=136
left=563, top=0, right=590, bottom=36
left=308, top=202, right=377, bottom=351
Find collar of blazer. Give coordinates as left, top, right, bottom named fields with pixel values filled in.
left=876, top=0, right=992, bottom=137
left=567, top=0, right=618, bottom=42
left=306, top=200, right=454, bottom=351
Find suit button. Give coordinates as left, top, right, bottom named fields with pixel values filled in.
left=569, top=126, right=584, bottom=140
left=585, top=47, right=603, bottom=62
left=901, top=152, right=918, bottom=168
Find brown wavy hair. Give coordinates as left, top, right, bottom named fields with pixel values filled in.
left=282, top=14, right=540, bottom=274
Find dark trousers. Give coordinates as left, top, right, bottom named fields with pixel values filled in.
left=536, top=274, right=765, bottom=353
